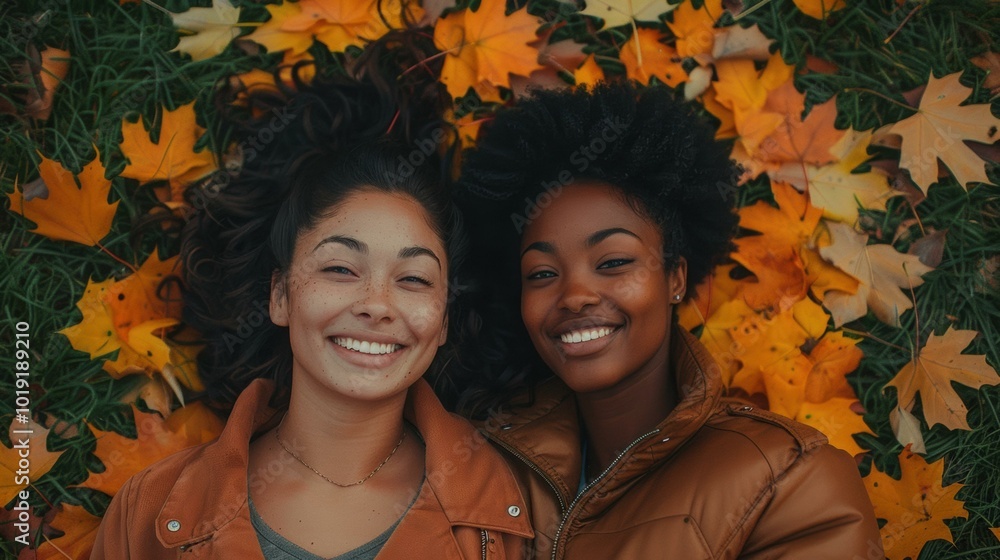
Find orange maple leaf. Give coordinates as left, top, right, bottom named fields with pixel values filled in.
left=865, top=448, right=968, bottom=560
left=879, top=71, right=1000, bottom=193
left=246, top=1, right=314, bottom=55
left=753, top=80, right=843, bottom=169
left=0, top=419, right=63, bottom=507
left=667, top=0, right=723, bottom=60
left=80, top=404, right=223, bottom=497
left=573, top=54, right=605, bottom=87
left=433, top=2, right=543, bottom=99
left=278, top=0, right=418, bottom=52
left=886, top=327, right=1000, bottom=431
left=792, top=0, right=846, bottom=20
left=7, top=147, right=117, bottom=246
left=678, top=263, right=745, bottom=331
left=618, top=28, right=686, bottom=87
left=804, top=331, right=863, bottom=403
left=819, top=221, right=934, bottom=327
left=119, top=102, right=217, bottom=190
left=60, top=251, right=185, bottom=379
left=35, top=504, right=101, bottom=560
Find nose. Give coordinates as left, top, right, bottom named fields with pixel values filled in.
left=557, top=272, right=600, bottom=313
left=351, top=278, right=394, bottom=323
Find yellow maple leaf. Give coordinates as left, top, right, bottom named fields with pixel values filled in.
left=796, top=398, right=873, bottom=457
left=770, top=129, right=898, bottom=224
left=865, top=448, right=968, bottom=560
left=433, top=2, right=543, bottom=99
left=792, top=0, right=846, bottom=20
left=170, top=0, right=242, bottom=61
left=881, top=71, right=1000, bottom=193
left=578, top=0, right=678, bottom=28
left=819, top=221, right=934, bottom=327
left=0, top=419, right=64, bottom=507
left=7, top=147, right=117, bottom=246
left=119, top=102, right=217, bottom=190
left=573, top=54, right=605, bottom=87
left=886, top=327, right=1000, bottom=431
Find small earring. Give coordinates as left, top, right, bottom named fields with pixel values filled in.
left=673, top=294, right=682, bottom=302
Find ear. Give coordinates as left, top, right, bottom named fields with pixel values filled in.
left=437, top=314, right=449, bottom=347
left=270, top=270, right=290, bottom=327
left=668, top=257, right=688, bottom=300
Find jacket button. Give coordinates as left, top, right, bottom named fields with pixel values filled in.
left=507, top=505, right=521, bottom=517
left=166, top=520, right=181, bottom=532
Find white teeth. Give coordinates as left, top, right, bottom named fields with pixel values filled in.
left=560, top=327, right=614, bottom=344
left=333, top=337, right=401, bottom=355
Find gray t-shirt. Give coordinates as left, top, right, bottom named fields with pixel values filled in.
left=248, top=493, right=414, bottom=560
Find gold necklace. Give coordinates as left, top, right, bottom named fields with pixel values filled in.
left=274, top=422, right=406, bottom=487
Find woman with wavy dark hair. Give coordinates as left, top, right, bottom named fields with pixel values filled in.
left=456, top=81, right=882, bottom=559
left=91, top=34, right=532, bottom=560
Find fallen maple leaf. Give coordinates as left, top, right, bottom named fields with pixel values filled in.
left=245, top=2, right=314, bottom=55
left=819, top=221, right=934, bottom=327
left=577, top=0, right=677, bottom=28
left=796, top=398, right=872, bottom=457
left=0, top=419, right=63, bottom=507
left=80, top=404, right=223, bottom=497
left=753, top=80, right=843, bottom=170
left=792, top=0, right=846, bottom=20
left=678, top=263, right=745, bottom=330
left=770, top=128, right=897, bottom=224
left=865, top=448, right=968, bottom=560
left=170, top=0, right=241, bottom=61
left=619, top=28, right=686, bottom=87
left=279, top=0, right=419, bottom=53
left=667, top=0, right=722, bottom=59
left=804, top=330, right=863, bottom=403
left=34, top=503, right=101, bottom=560
left=573, top=54, right=605, bottom=87
left=7, top=147, right=117, bottom=247
left=433, top=2, right=543, bottom=99
left=878, top=71, right=1000, bottom=193
left=119, top=102, right=217, bottom=190
left=886, top=327, right=1000, bottom=431
left=30, top=47, right=70, bottom=120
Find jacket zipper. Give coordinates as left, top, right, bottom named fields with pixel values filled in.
left=481, top=529, right=488, bottom=560
left=549, top=428, right=661, bottom=560
left=487, top=436, right=568, bottom=514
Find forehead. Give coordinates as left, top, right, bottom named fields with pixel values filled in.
left=520, top=181, right=657, bottom=246
left=300, top=190, right=445, bottom=252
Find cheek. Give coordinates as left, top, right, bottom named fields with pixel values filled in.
left=403, top=293, right=448, bottom=338
left=520, top=289, right=545, bottom=334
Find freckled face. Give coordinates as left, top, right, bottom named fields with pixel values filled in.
left=270, top=190, right=449, bottom=401
left=520, top=181, right=686, bottom=394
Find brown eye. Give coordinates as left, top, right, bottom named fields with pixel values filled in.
left=526, top=270, right=556, bottom=280
left=597, top=258, right=634, bottom=269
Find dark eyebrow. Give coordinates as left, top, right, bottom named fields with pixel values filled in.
left=399, top=246, right=442, bottom=270
left=521, top=241, right=556, bottom=258
left=586, top=227, right=641, bottom=247
left=313, top=235, right=367, bottom=254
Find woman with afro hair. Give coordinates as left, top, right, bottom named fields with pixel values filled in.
left=456, top=81, right=882, bottom=559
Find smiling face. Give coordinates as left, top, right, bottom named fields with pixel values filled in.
left=519, top=181, right=686, bottom=394
left=270, top=189, right=449, bottom=402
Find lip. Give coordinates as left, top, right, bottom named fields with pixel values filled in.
left=329, top=333, right=407, bottom=370
left=553, top=324, right=622, bottom=358
left=551, top=317, right=622, bottom=336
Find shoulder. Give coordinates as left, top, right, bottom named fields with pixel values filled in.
left=104, top=441, right=211, bottom=519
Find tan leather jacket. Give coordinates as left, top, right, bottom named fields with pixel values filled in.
left=484, top=329, right=883, bottom=560
left=92, top=378, right=533, bottom=559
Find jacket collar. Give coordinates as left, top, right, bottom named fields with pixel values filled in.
left=156, top=377, right=531, bottom=549
left=488, top=327, right=725, bottom=510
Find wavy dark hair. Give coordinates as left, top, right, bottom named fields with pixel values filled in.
left=182, top=29, right=469, bottom=406
left=454, top=81, right=739, bottom=417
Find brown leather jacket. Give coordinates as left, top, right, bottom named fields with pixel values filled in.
left=92, top=378, right=533, bottom=559
left=483, top=329, right=883, bottom=560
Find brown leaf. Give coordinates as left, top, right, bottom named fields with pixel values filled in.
left=907, top=229, right=947, bottom=268
left=886, top=327, right=1000, bottom=431
left=971, top=51, right=1000, bottom=95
